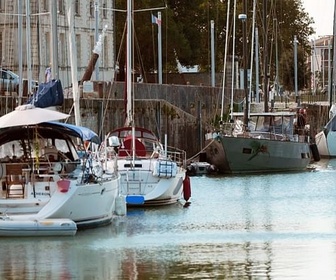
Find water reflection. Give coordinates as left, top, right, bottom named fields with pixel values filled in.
left=1, top=161, right=336, bottom=279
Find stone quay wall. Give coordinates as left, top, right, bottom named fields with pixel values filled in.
left=0, top=81, right=330, bottom=160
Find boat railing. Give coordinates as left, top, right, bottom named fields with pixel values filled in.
left=165, top=146, right=187, bottom=168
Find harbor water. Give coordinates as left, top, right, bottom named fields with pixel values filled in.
left=1, top=159, right=336, bottom=279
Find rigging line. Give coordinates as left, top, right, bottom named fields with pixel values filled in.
left=186, top=138, right=216, bottom=163
left=98, top=81, right=119, bottom=138
left=133, top=24, right=146, bottom=83
left=115, top=21, right=127, bottom=69
left=99, top=22, right=128, bottom=136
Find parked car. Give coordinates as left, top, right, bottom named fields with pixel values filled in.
left=0, top=69, right=38, bottom=93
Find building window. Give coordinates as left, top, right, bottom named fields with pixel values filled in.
left=103, top=35, right=108, bottom=67
left=89, top=1, right=94, bottom=17
left=103, top=2, right=107, bottom=19
left=76, top=34, right=81, bottom=66
left=44, top=0, right=49, bottom=11
left=45, top=32, right=50, bottom=66
left=90, top=35, right=94, bottom=52
left=59, top=33, right=65, bottom=66
left=0, top=0, right=5, bottom=11
left=75, top=0, right=80, bottom=15
left=31, top=1, right=38, bottom=13
left=58, top=0, right=64, bottom=14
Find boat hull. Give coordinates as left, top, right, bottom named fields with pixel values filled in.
left=205, top=136, right=311, bottom=174
left=42, top=178, right=120, bottom=229
left=4, top=175, right=120, bottom=230
left=120, top=167, right=185, bottom=206
left=0, top=218, right=77, bottom=237
left=315, top=130, right=336, bottom=157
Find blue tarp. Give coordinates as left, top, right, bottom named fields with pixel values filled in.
left=48, top=122, right=100, bottom=144
left=27, top=79, right=64, bottom=108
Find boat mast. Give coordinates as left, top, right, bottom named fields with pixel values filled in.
left=220, top=0, right=230, bottom=125
left=17, top=0, right=23, bottom=106
left=50, top=0, right=59, bottom=80
left=332, top=0, right=336, bottom=106
left=25, top=0, right=32, bottom=96
left=66, top=0, right=81, bottom=126
left=126, top=0, right=136, bottom=163
left=240, top=0, right=248, bottom=128
left=263, top=0, right=269, bottom=112
left=229, top=0, right=237, bottom=121
left=126, top=0, right=133, bottom=127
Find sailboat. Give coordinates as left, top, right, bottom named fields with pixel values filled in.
left=0, top=111, right=121, bottom=234
left=0, top=1, right=123, bottom=236
left=103, top=0, right=190, bottom=206
left=204, top=0, right=313, bottom=174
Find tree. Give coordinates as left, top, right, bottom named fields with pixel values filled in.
left=114, top=0, right=315, bottom=90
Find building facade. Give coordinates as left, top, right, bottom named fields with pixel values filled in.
left=0, top=0, right=115, bottom=88
left=309, top=35, right=332, bottom=94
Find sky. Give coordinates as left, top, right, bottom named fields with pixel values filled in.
left=302, top=0, right=334, bottom=38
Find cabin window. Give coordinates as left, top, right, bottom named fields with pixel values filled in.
left=55, top=139, right=78, bottom=161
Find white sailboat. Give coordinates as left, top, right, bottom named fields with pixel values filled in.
left=103, top=0, right=190, bottom=206
left=204, top=0, right=313, bottom=174
left=0, top=112, right=121, bottom=235
left=0, top=1, right=122, bottom=236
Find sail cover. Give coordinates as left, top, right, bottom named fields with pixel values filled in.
left=27, top=79, right=64, bottom=108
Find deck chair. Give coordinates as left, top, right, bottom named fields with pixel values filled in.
left=6, top=164, right=25, bottom=198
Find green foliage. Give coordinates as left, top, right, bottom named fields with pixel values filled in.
left=114, top=0, right=315, bottom=90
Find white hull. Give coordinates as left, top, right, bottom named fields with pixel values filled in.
left=107, top=159, right=185, bottom=206
left=0, top=170, right=120, bottom=227
left=315, top=130, right=336, bottom=157
left=0, top=177, right=57, bottom=214
left=0, top=175, right=120, bottom=233
left=39, top=177, right=120, bottom=228
left=205, top=135, right=311, bottom=174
